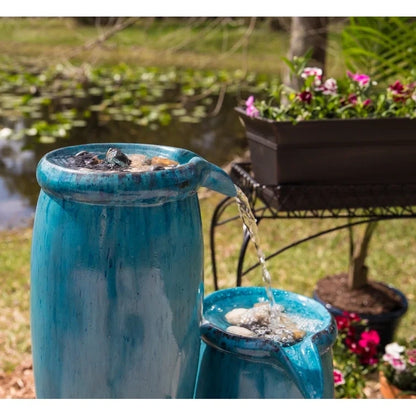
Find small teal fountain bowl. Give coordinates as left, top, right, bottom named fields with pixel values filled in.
left=195, top=286, right=337, bottom=399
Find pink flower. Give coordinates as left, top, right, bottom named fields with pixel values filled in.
left=391, top=357, right=406, bottom=372
left=406, top=349, right=416, bottom=365
left=322, top=78, right=338, bottom=95
left=245, top=95, right=255, bottom=107
left=407, top=348, right=416, bottom=358
left=245, top=96, right=259, bottom=118
left=333, top=369, right=345, bottom=386
left=298, top=90, right=312, bottom=104
left=347, top=70, right=371, bottom=87
left=383, top=353, right=406, bottom=371
left=363, top=99, right=372, bottom=107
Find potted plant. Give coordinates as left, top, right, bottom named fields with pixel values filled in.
left=313, top=220, right=408, bottom=350
left=236, top=56, right=416, bottom=190
left=332, top=311, right=380, bottom=398
left=379, top=338, right=416, bottom=398
left=237, top=57, right=410, bottom=348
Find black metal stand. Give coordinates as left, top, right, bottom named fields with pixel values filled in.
left=210, top=162, right=416, bottom=290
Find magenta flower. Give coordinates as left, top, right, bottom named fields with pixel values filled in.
left=389, top=80, right=405, bottom=94
left=347, top=70, right=370, bottom=87
left=357, top=329, right=380, bottom=365
left=335, top=311, right=360, bottom=331
left=333, top=369, right=345, bottom=386
left=348, top=93, right=358, bottom=104
left=363, top=99, right=372, bottom=107
left=389, top=80, right=413, bottom=102
left=298, top=90, right=312, bottom=104
left=245, top=96, right=259, bottom=117
left=358, top=330, right=380, bottom=348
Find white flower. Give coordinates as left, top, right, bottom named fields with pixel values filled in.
left=323, top=78, right=338, bottom=95
left=301, top=67, right=323, bottom=86
left=301, top=67, right=323, bottom=79
left=385, top=342, right=405, bottom=358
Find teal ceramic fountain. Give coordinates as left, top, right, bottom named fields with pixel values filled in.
left=30, top=143, right=236, bottom=398
left=195, top=287, right=337, bottom=399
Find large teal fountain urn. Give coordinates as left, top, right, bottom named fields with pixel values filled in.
left=30, top=143, right=236, bottom=398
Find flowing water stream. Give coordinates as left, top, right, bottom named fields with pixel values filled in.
left=224, top=186, right=328, bottom=397
left=234, top=186, right=275, bottom=306
left=232, top=185, right=310, bottom=345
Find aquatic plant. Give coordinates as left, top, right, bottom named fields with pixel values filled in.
left=0, top=61, right=261, bottom=145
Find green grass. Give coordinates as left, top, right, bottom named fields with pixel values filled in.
left=0, top=17, right=346, bottom=76
left=0, top=229, right=32, bottom=373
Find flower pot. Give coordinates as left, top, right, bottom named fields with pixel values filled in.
left=379, top=371, right=416, bottom=399
left=236, top=107, right=416, bottom=187
left=313, top=282, right=408, bottom=350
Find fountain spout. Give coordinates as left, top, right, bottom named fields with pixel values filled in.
left=189, top=156, right=237, bottom=198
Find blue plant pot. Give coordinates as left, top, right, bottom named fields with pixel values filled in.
left=195, top=287, right=337, bottom=399
left=30, top=143, right=236, bottom=398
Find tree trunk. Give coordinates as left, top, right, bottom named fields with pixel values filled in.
left=284, top=17, right=329, bottom=89
left=348, top=221, right=378, bottom=290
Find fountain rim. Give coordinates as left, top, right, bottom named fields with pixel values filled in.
left=201, top=286, right=338, bottom=357
left=35, top=143, right=224, bottom=206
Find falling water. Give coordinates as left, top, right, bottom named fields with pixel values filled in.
left=234, top=185, right=276, bottom=306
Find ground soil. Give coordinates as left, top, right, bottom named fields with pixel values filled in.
left=315, top=273, right=404, bottom=315
left=0, top=359, right=35, bottom=399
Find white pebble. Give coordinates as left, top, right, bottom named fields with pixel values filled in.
left=226, top=326, right=256, bottom=337
left=225, top=308, right=248, bottom=325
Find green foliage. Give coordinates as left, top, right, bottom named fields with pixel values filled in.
left=342, top=17, right=416, bottom=83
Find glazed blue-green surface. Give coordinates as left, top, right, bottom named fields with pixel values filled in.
left=195, top=287, right=337, bottom=399
left=30, top=143, right=236, bottom=398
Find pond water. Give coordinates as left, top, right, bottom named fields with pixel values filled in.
left=0, top=95, right=248, bottom=230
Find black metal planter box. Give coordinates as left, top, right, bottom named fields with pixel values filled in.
left=236, top=107, right=416, bottom=187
